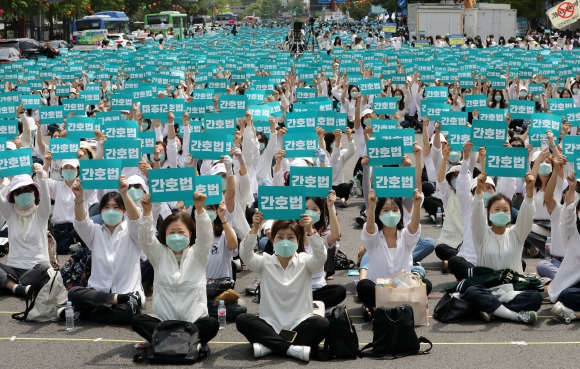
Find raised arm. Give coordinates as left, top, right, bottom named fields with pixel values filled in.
left=325, top=190, right=341, bottom=246
left=545, top=154, right=565, bottom=215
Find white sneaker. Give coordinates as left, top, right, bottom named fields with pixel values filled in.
left=253, top=342, right=273, bottom=358
left=551, top=301, right=575, bottom=324
left=286, top=345, right=310, bottom=362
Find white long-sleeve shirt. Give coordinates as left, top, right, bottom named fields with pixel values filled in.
left=240, top=231, right=326, bottom=333
left=136, top=211, right=213, bottom=323
left=549, top=202, right=580, bottom=302
left=471, top=193, right=535, bottom=273
left=436, top=178, right=464, bottom=247
left=329, top=138, right=355, bottom=185
left=455, top=160, right=477, bottom=264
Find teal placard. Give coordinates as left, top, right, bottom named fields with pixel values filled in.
left=62, top=99, right=87, bottom=116
left=80, top=90, right=101, bottom=105
left=376, top=128, right=414, bottom=154
left=391, top=73, right=407, bottom=84
left=193, top=89, right=214, bottom=101
left=138, top=131, right=156, bottom=155
left=103, top=120, right=139, bottom=139
left=248, top=104, right=271, bottom=122
left=529, top=113, right=561, bottom=146
left=79, top=159, right=122, bottom=190
left=447, top=126, right=472, bottom=151
left=547, top=98, right=574, bottom=116
left=371, top=119, right=399, bottom=132
left=207, top=79, right=229, bottom=92
left=38, top=106, right=64, bottom=124
left=367, top=138, right=405, bottom=166
left=358, top=78, right=383, bottom=96
left=56, top=85, right=70, bottom=97
left=565, top=107, right=580, bottom=127
left=283, top=132, right=318, bottom=158
left=485, top=147, right=528, bottom=178
left=243, top=90, right=266, bottom=105
left=373, top=166, right=416, bottom=198
left=509, top=100, right=536, bottom=120
left=0, top=148, right=33, bottom=177
left=421, top=102, right=450, bottom=121
left=0, top=120, right=18, bottom=139
left=0, top=102, right=18, bottom=119
left=296, top=88, right=317, bottom=101
left=0, top=138, right=6, bottom=151
left=286, top=112, right=317, bottom=131
left=464, top=95, right=488, bottom=112
left=258, top=186, right=305, bottom=220
left=470, top=120, right=508, bottom=148
left=477, top=108, right=507, bottom=122
left=265, top=101, right=283, bottom=118
left=148, top=168, right=196, bottom=206
left=104, top=139, right=141, bottom=167
left=189, top=133, right=234, bottom=160
left=139, top=98, right=186, bottom=120
left=217, top=95, right=247, bottom=113
left=316, top=112, right=347, bottom=131
left=194, top=175, right=223, bottom=206
left=20, top=95, right=42, bottom=109
left=440, top=111, right=468, bottom=126
left=110, top=93, right=134, bottom=111
left=203, top=112, right=238, bottom=133
left=289, top=166, right=332, bottom=197
left=49, top=138, right=80, bottom=160
left=528, top=84, right=544, bottom=95
left=373, top=97, right=399, bottom=114
left=97, top=111, right=122, bottom=125
left=425, top=86, right=448, bottom=101
left=562, top=136, right=580, bottom=156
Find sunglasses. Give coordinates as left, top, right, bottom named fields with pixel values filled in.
left=129, top=184, right=142, bottom=190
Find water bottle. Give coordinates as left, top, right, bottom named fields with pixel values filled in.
left=352, top=181, right=358, bottom=197
left=436, top=207, right=443, bottom=227
left=218, top=300, right=226, bottom=329
left=545, top=237, right=551, bottom=260
left=395, top=279, right=410, bottom=288
left=65, top=301, right=74, bottom=331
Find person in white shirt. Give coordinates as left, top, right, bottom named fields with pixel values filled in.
left=236, top=211, right=328, bottom=363
left=549, top=172, right=580, bottom=323
left=67, top=178, right=144, bottom=324
left=0, top=168, right=50, bottom=298
left=131, top=191, right=218, bottom=353
left=356, top=189, right=424, bottom=320
left=463, top=172, right=541, bottom=324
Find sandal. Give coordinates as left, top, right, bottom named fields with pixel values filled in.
left=362, top=305, right=374, bottom=322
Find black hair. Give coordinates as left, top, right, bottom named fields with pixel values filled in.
left=374, top=197, right=404, bottom=231
left=486, top=194, right=512, bottom=226
left=98, top=191, right=125, bottom=212
left=306, top=197, right=328, bottom=233
left=158, top=211, right=196, bottom=246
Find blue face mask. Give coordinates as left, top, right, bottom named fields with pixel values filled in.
left=449, top=178, right=457, bottom=189
left=206, top=210, right=217, bottom=222
left=221, top=177, right=227, bottom=190
left=306, top=209, right=320, bottom=224
left=395, top=95, right=402, bottom=101
left=350, top=91, right=359, bottom=98
left=489, top=211, right=511, bottom=227
left=61, top=169, right=77, bottom=181
left=158, top=153, right=166, bottom=162
left=538, top=162, right=552, bottom=176
left=379, top=211, right=401, bottom=228
left=448, top=151, right=461, bottom=163
left=166, top=234, right=190, bottom=252
left=14, top=192, right=35, bottom=208
left=128, top=187, right=145, bottom=202
left=494, top=95, right=502, bottom=102
left=101, top=209, right=123, bottom=226
left=259, top=142, right=265, bottom=151
left=273, top=239, right=298, bottom=257
left=483, top=192, right=493, bottom=206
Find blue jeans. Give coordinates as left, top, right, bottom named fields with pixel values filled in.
left=536, top=258, right=561, bottom=279
left=413, top=237, right=435, bottom=263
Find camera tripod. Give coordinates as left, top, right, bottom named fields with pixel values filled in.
left=305, top=22, right=318, bottom=53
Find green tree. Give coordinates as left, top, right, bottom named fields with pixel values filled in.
left=339, top=0, right=371, bottom=21
left=287, top=0, right=305, bottom=18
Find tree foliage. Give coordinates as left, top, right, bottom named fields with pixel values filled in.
left=242, top=0, right=281, bottom=19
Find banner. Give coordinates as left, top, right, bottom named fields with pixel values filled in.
left=373, top=166, right=416, bottom=198
left=485, top=147, right=528, bottom=178
left=189, top=133, right=234, bottom=160
left=562, top=136, right=580, bottom=156
left=509, top=100, right=536, bottom=120
left=140, top=98, right=185, bottom=120
left=102, top=120, right=139, bottom=139
left=446, top=126, right=472, bottom=151
left=547, top=1, right=580, bottom=29
left=0, top=120, right=19, bottom=139
left=79, top=159, right=122, bottom=190
left=464, top=95, right=488, bottom=112
left=149, top=168, right=196, bottom=206
left=283, top=132, right=318, bottom=158
left=49, top=138, right=80, bottom=160
left=66, top=117, right=100, bottom=139
left=367, top=138, right=405, bottom=166
left=289, top=166, right=332, bottom=197
left=376, top=128, right=415, bottom=154
left=0, top=148, right=33, bottom=177
left=258, top=186, right=305, bottom=220
left=470, top=121, right=508, bottom=148
left=138, top=131, right=157, bottom=155
left=286, top=112, right=317, bottom=131
left=203, top=112, right=238, bottom=134
left=373, top=97, right=399, bottom=115
left=194, top=175, right=223, bottom=205
left=440, top=111, right=468, bottom=127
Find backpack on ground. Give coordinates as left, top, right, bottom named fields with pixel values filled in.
left=60, top=246, right=92, bottom=290
left=12, top=266, right=68, bottom=322
left=137, top=320, right=200, bottom=364
left=321, top=305, right=359, bottom=360
left=358, top=304, right=432, bottom=359
left=334, top=250, right=355, bottom=270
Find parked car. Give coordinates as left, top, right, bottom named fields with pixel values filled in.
left=0, top=47, right=20, bottom=64
left=40, top=40, right=73, bottom=50
left=10, top=38, right=41, bottom=58
left=107, top=33, right=128, bottom=47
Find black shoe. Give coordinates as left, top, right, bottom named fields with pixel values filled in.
left=127, top=291, right=142, bottom=314
left=355, top=214, right=366, bottom=227
left=198, top=343, right=210, bottom=359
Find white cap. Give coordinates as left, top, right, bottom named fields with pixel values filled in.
left=290, top=158, right=309, bottom=167
left=61, top=159, right=80, bottom=168
left=430, top=133, right=447, bottom=144
left=531, top=150, right=541, bottom=162
left=471, top=176, right=495, bottom=190
left=261, top=219, right=274, bottom=232
left=210, top=163, right=226, bottom=175
left=128, top=175, right=149, bottom=194
left=7, top=175, right=40, bottom=203
left=361, top=108, right=374, bottom=117
left=445, top=165, right=461, bottom=176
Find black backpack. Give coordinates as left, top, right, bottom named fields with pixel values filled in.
left=323, top=305, right=359, bottom=360
left=139, top=320, right=200, bottom=364
left=359, top=304, right=432, bottom=359
left=334, top=250, right=355, bottom=270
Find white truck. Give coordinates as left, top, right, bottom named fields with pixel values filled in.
left=464, top=3, right=517, bottom=40
left=407, top=3, right=464, bottom=38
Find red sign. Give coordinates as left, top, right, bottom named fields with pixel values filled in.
left=558, top=2, right=575, bottom=18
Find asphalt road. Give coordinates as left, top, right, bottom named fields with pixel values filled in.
left=0, top=132, right=578, bottom=369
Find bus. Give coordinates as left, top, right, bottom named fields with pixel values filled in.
left=144, top=11, right=187, bottom=39
left=72, top=11, right=130, bottom=49
left=216, top=13, right=236, bottom=26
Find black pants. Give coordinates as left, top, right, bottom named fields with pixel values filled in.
left=236, top=313, right=329, bottom=355
left=423, top=196, right=443, bottom=218
left=313, top=285, right=346, bottom=308
left=132, top=314, right=219, bottom=343
left=0, top=263, right=48, bottom=291
left=435, top=243, right=459, bottom=261
left=51, top=222, right=81, bottom=255
left=463, top=285, right=542, bottom=313
left=448, top=256, right=475, bottom=281
left=356, top=278, right=432, bottom=307
left=68, top=286, right=137, bottom=324
left=332, top=183, right=351, bottom=201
